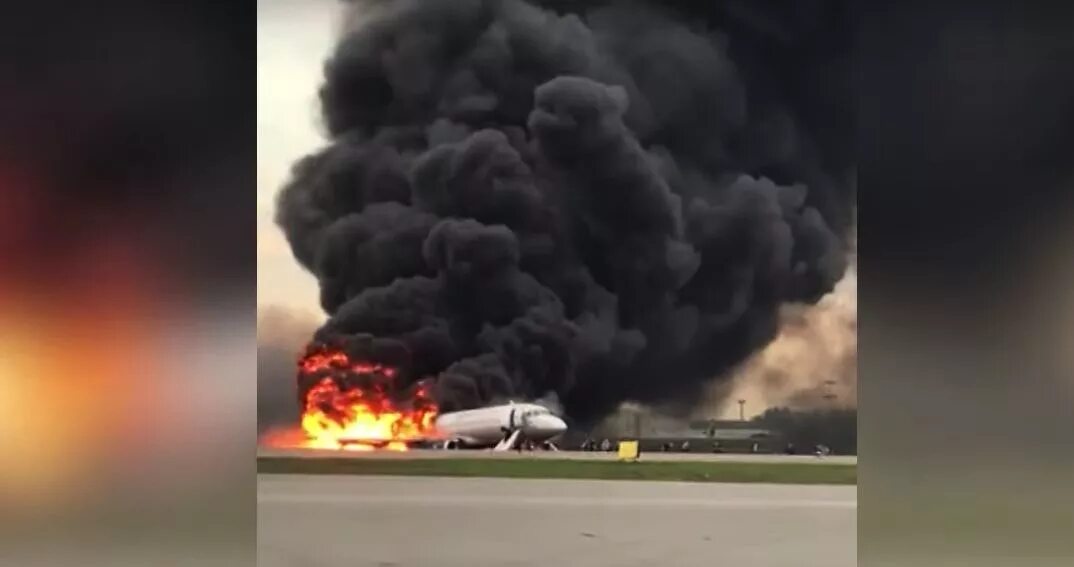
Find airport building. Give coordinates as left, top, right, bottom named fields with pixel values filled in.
left=573, top=406, right=784, bottom=453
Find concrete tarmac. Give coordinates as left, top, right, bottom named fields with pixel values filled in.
left=258, top=447, right=857, bottom=466
left=258, top=474, right=856, bottom=567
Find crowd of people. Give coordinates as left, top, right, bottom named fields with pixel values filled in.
left=578, top=438, right=614, bottom=452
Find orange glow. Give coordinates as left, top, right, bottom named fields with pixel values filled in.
left=0, top=228, right=158, bottom=510
left=269, top=347, right=438, bottom=451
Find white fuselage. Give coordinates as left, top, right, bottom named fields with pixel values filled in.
left=433, top=402, right=567, bottom=448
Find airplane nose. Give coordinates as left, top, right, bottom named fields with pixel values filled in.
left=531, top=415, right=567, bottom=436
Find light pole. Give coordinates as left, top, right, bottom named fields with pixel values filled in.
left=737, top=399, right=746, bottom=422
left=821, top=381, right=837, bottom=453
left=823, top=380, right=837, bottom=408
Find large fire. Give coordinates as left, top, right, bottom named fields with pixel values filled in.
left=287, top=347, right=438, bottom=451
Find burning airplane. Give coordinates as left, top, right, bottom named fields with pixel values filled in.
left=267, top=0, right=854, bottom=436
left=261, top=342, right=566, bottom=451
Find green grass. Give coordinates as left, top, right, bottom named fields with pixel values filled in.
left=257, top=456, right=856, bottom=485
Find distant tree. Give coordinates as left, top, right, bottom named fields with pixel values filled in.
left=752, top=407, right=857, bottom=455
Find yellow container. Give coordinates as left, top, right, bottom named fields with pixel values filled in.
left=617, top=440, right=640, bottom=461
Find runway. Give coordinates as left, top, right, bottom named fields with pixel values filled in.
left=258, top=447, right=857, bottom=466
left=258, top=474, right=856, bottom=567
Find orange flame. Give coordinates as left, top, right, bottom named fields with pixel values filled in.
left=288, top=348, right=437, bottom=451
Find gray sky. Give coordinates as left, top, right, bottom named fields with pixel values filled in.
left=257, top=0, right=340, bottom=318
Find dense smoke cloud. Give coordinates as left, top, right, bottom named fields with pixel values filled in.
left=257, top=306, right=320, bottom=432
left=784, top=267, right=857, bottom=409
left=693, top=226, right=856, bottom=416
left=725, top=257, right=856, bottom=414
left=276, top=0, right=854, bottom=423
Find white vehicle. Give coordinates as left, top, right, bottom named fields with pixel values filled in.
left=433, top=402, right=567, bottom=451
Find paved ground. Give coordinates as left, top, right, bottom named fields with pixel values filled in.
left=258, top=447, right=857, bottom=466
left=258, top=474, right=856, bottom=567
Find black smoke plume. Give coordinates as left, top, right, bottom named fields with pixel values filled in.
left=276, top=0, right=854, bottom=423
